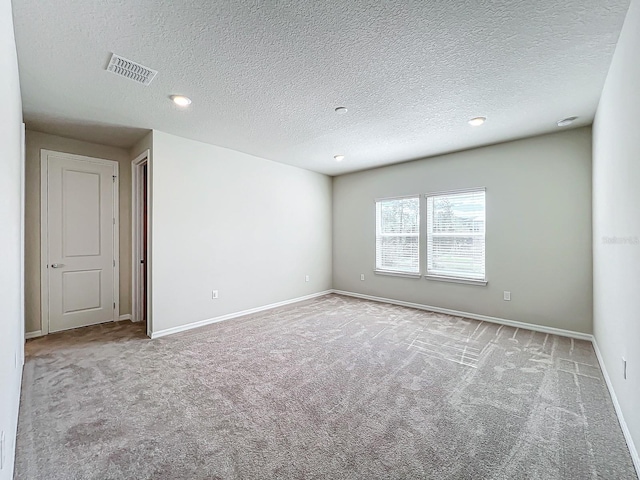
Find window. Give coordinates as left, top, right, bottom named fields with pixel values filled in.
left=426, top=188, right=485, bottom=282
left=375, top=196, right=420, bottom=275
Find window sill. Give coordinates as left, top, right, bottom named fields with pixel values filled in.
left=424, top=275, right=488, bottom=286
left=374, top=270, right=422, bottom=279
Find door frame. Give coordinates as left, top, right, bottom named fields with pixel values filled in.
left=131, top=150, right=151, bottom=336
left=40, top=149, right=120, bottom=335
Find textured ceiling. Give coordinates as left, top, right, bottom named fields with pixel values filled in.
left=13, top=0, right=630, bottom=175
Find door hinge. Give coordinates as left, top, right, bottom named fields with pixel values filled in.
left=113, top=260, right=116, bottom=267
left=113, top=302, right=116, bottom=309
left=113, top=175, right=117, bottom=182
left=113, top=218, right=115, bottom=225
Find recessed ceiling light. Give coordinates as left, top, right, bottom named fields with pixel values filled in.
left=334, top=154, right=345, bottom=162
left=335, top=107, right=348, bottom=115
left=468, top=116, right=486, bottom=126
left=170, top=95, right=192, bottom=107
left=557, top=116, right=578, bottom=127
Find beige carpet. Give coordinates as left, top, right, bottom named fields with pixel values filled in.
left=15, top=294, right=637, bottom=479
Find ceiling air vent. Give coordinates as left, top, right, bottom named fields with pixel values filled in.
left=106, top=53, right=157, bottom=86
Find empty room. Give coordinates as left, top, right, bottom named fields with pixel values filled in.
left=1, top=0, right=639, bottom=478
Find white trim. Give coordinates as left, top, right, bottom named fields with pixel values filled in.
left=592, top=339, right=640, bottom=476
left=424, top=274, right=488, bottom=286
left=40, top=150, right=120, bottom=334
left=131, top=150, right=151, bottom=336
left=151, top=290, right=333, bottom=339
left=20, top=123, right=26, bottom=357
left=331, top=289, right=593, bottom=341
left=374, top=270, right=422, bottom=279
left=118, top=314, right=132, bottom=321
left=113, top=162, right=120, bottom=322
left=374, top=193, right=420, bottom=202
left=25, top=331, right=43, bottom=339
left=424, top=186, right=487, bottom=197
left=40, top=151, right=48, bottom=334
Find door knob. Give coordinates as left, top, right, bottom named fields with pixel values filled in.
left=51, top=263, right=65, bottom=268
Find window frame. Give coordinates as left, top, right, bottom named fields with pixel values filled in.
left=374, top=195, right=422, bottom=278
left=424, top=187, right=487, bottom=286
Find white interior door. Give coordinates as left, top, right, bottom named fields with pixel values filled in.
left=43, top=151, right=118, bottom=333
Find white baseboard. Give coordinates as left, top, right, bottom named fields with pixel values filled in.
left=331, top=289, right=593, bottom=341
left=150, top=290, right=333, bottom=339
left=592, top=339, right=640, bottom=476
left=118, top=314, right=131, bottom=321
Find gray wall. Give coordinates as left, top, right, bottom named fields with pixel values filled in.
left=150, top=131, right=333, bottom=334
left=593, top=0, right=640, bottom=464
left=333, top=128, right=593, bottom=333
left=24, top=130, right=134, bottom=333
left=0, top=0, right=25, bottom=477
left=131, top=130, right=152, bottom=160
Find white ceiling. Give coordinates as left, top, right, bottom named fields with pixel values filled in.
left=13, top=0, right=630, bottom=176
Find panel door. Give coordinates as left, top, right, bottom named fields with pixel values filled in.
left=46, top=152, right=117, bottom=333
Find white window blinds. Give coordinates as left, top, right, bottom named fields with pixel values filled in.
left=426, top=189, right=485, bottom=281
left=375, top=196, right=420, bottom=275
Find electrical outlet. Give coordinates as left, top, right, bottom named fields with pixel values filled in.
left=305, top=275, right=309, bottom=282
left=503, top=291, right=511, bottom=301
left=212, top=290, right=219, bottom=299
left=623, top=357, right=627, bottom=380
left=360, top=274, right=365, bottom=281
